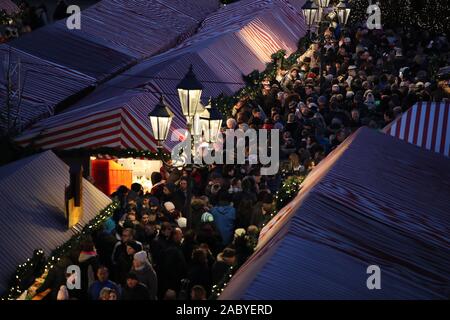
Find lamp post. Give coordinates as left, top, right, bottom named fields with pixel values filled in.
left=177, top=64, right=203, bottom=135
left=301, top=0, right=351, bottom=94
left=148, top=95, right=173, bottom=149
left=149, top=66, right=223, bottom=229
left=199, top=98, right=223, bottom=144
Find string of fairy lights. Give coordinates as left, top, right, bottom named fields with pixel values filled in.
left=3, top=201, right=120, bottom=300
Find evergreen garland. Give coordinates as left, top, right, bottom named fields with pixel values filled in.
left=2, top=200, right=120, bottom=300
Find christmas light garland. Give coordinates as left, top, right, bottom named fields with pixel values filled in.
left=2, top=200, right=120, bottom=300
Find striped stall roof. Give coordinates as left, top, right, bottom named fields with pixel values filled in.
left=15, top=0, right=307, bottom=152
left=220, top=127, right=450, bottom=300
left=0, top=47, right=96, bottom=132
left=0, top=151, right=112, bottom=295
left=383, top=101, right=450, bottom=157
left=15, top=91, right=160, bottom=151
left=0, top=0, right=18, bottom=14
left=0, top=0, right=220, bottom=134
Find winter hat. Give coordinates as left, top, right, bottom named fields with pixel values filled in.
left=165, top=182, right=176, bottom=193
left=201, top=212, right=214, bottom=223
left=274, top=122, right=284, bottom=131
left=164, top=201, right=176, bottom=212
left=126, top=241, right=141, bottom=253
left=222, top=248, right=236, bottom=258
left=234, top=228, right=246, bottom=238
left=149, top=196, right=160, bottom=207
left=133, top=250, right=148, bottom=264
left=177, top=217, right=187, bottom=229
left=126, top=272, right=138, bottom=280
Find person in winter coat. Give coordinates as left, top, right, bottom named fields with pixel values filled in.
left=122, top=272, right=151, bottom=300
left=76, top=239, right=99, bottom=300
left=157, top=228, right=187, bottom=298
left=187, top=249, right=212, bottom=297
left=211, top=248, right=237, bottom=286
left=210, top=189, right=236, bottom=246
left=112, top=235, right=142, bottom=285
left=88, top=266, right=121, bottom=300
left=131, top=251, right=158, bottom=300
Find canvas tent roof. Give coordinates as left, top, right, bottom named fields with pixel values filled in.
left=0, top=0, right=18, bottom=14
left=0, top=151, right=112, bottom=295
left=220, top=127, right=450, bottom=300
left=0, top=0, right=220, bottom=133
left=383, top=101, right=450, bottom=157
left=15, top=0, right=307, bottom=152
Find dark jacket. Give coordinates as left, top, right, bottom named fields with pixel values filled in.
left=158, top=243, right=187, bottom=297
left=122, top=283, right=151, bottom=300
left=210, top=205, right=236, bottom=245
left=187, top=263, right=211, bottom=295
left=132, top=264, right=158, bottom=300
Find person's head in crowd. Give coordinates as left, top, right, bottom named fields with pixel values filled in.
left=164, top=289, right=177, bottom=300
left=140, top=211, right=151, bottom=225
left=177, top=217, right=187, bottom=229
left=99, top=287, right=112, bottom=301
left=221, top=248, right=236, bottom=266
left=164, top=201, right=176, bottom=214
left=252, top=107, right=262, bottom=118
left=191, top=285, right=207, bottom=300
left=201, top=212, right=214, bottom=224
left=351, top=109, right=360, bottom=122
left=163, top=182, right=176, bottom=196
left=160, top=222, right=173, bottom=239
left=97, top=266, right=109, bottom=282
left=126, top=241, right=141, bottom=256
left=179, top=177, right=189, bottom=192
left=125, top=272, right=139, bottom=289
left=121, top=228, right=135, bottom=243
left=151, top=172, right=163, bottom=186
left=192, top=248, right=208, bottom=266
left=171, top=227, right=184, bottom=245
left=392, top=106, right=402, bottom=118
left=217, top=188, right=232, bottom=205
left=109, top=289, right=118, bottom=300
left=133, top=250, right=150, bottom=270
left=247, top=225, right=259, bottom=237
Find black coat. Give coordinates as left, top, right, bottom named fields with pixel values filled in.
left=187, top=263, right=211, bottom=295
left=122, top=283, right=151, bottom=300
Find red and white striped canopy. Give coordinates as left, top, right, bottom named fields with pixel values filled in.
left=15, top=92, right=160, bottom=151
left=383, top=101, right=450, bottom=157
left=15, top=0, right=307, bottom=152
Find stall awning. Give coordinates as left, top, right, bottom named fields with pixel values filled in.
left=220, top=127, right=450, bottom=300
left=0, top=151, right=112, bottom=295
left=383, top=101, right=450, bottom=157
left=16, top=0, right=307, bottom=152
left=14, top=92, right=167, bottom=151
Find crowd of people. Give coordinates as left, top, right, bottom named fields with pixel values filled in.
left=28, top=22, right=448, bottom=300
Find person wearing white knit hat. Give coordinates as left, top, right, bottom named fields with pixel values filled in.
left=132, top=251, right=157, bottom=300
left=164, top=201, right=175, bottom=213
left=177, top=217, right=187, bottom=229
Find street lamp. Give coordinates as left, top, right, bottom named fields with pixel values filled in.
left=199, top=99, right=223, bottom=144
left=301, top=0, right=319, bottom=31
left=301, top=0, right=351, bottom=93
left=177, top=65, right=203, bottom=126
left=316, top=0, right=331, bottom=8
left=148, top=95, right=173, bottom=148
left=336, top=0, right=351, bottom=26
